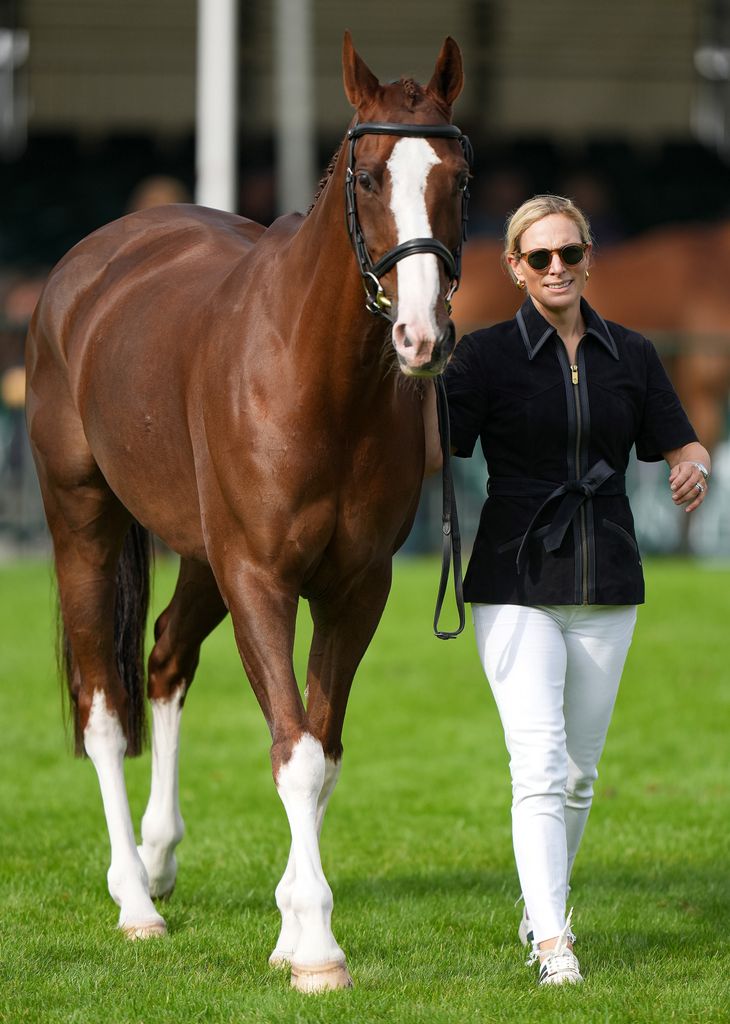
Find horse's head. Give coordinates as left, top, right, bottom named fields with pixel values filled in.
left=342, top=33, right=470, bottom=377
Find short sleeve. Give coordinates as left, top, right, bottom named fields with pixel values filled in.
left=635, top=338, right=698, bottom=462
left=443, top=332, right=489, bottom=457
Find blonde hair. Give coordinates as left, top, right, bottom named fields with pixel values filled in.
left=503, top=194, right=592, bottom=282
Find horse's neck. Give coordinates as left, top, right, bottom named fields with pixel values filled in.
left=281, top=150, right=394, bottom=405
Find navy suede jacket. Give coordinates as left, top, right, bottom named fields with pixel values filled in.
left=445, top=296, right=697, bottom=606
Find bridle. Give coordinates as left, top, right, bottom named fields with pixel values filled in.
left=345, top=119, right=469, bottom=641
left=345, top=121, right=473, bottom=320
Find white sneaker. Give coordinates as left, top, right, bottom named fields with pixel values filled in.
left=518, top=905, right=534, bottom=948
left=531, top=909, right=584, bottom=986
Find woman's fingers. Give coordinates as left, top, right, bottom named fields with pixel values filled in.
left=670, top=462, right=707, bottom=512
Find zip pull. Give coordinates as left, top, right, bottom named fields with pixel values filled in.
left=570, top=364, right=579, bottom=385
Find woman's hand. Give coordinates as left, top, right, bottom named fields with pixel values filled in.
left=668, top=461, right=708, bottom=512
left=669, top=462, right=707, bottom=511
left=664, top=443, right=711, bottom=513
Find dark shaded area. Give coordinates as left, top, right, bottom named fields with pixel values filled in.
left=2, top=129, right=730, bottom=268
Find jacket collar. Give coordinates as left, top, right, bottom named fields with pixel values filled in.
left=515, top=296, right=619, bottom=361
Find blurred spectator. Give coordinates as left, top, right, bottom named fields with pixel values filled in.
left=0, top=268, right=48, bottom=543
left=239, top=167, right=276, bottom=224
left=126, top=175, right=192, bottom=213
left=0, top=268, right=47, bottom=376
left=469, top=166, right=531, bottom=237
left=558, top=170, right=626, bottom=247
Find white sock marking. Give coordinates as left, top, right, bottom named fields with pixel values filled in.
left=84, top=690, right=165, bottom=931
left=138, top=688, right=186, bottom=898
left=275, top=736, right=344, bottom=966
left=271, top=755, right=341, bottom=963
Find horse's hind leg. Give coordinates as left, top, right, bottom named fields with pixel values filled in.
left=28, top=393, right=164, bottom=939
left=47, top=503, right=165, bottom=937
left=138, top=559, right=227, bottom=897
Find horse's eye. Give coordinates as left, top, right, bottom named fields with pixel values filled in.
left=457, top=173, right=469, bottom=194
left=356, top=172, right=374, bottom=192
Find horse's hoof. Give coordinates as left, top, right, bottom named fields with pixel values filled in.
left=290, top=959, right=353, bottom=993
left=269, top=948, right=294, bottom=968
left=121, top=921, right=168, bottom=941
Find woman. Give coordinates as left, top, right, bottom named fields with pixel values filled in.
left=431, top=195, right=710, bottom=985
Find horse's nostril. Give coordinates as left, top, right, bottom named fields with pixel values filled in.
left=402, top=337, right=413, bottom=349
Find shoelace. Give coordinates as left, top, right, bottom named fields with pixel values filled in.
left=525, top=907, right=576, bottom=967
left=538, top=950, right=582, bottom=984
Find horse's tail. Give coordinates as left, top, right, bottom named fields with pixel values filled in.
left=58, top=522, right=152, bottom=757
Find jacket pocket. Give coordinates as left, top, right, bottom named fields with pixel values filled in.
left=602, top=518, right=638, bottom=554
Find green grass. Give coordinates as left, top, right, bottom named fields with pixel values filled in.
left=0, top=556, right=728, bottom=1023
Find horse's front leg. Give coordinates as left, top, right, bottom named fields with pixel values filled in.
left=217, top=562, right=351, bottom=991
left=274, top=736, right=351, bottom=991
left=269, top=754, right=341, bottom=968
left=273, top=567, right=393, bottom=989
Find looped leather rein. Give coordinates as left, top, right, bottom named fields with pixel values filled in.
left=433, top=376, right=465, bottom=639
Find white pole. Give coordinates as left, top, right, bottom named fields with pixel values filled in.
left=196, top=0, right=238, bottom=212
left=274, top=0, right=316, bottom=214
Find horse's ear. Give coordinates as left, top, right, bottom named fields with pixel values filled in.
left=427, top=37, right=464, bottom=109
left=342, top=30, right=380, bottom=108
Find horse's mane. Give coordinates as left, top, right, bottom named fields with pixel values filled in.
left=307, top=140, right=343, bottom=215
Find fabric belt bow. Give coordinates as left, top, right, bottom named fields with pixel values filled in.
left=487, top=459, right=625, bottom=573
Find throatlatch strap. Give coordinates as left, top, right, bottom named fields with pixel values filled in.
left=433, top=375, right=465, bottom=639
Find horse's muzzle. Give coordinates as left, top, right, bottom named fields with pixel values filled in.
left=395, top=320, right=456, bottom=377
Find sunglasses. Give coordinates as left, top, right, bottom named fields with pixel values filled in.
left=518, top=243, right=587, bottom=272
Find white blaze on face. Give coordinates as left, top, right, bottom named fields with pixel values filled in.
left=386, top=137, right=442, bottom=358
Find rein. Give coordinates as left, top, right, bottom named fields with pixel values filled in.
left=433, top=375, right=465, bottom=639
left=344, top=119, right=469, bottom=641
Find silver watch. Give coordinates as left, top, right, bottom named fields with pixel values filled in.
left=692, top=461, right=710, bottom=481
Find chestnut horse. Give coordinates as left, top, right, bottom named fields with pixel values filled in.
left=25, top=35, right=470, bottom=992
left=452, top=220, right=730, bottom=453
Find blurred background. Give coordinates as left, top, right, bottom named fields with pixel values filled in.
left=2, top=0, right=730, bottom=558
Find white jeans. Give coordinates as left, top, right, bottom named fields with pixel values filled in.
left=472, top=603, right=637, bottom=944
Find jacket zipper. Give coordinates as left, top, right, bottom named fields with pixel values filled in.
left=570, top=362, right=589, bottom=603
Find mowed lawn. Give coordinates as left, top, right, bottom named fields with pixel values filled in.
left=0, top=555, right=728, bottom=1023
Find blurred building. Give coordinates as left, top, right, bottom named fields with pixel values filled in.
left=2, top=0, right=730, bottom=554
left=1, top=0, right=729, bottom=266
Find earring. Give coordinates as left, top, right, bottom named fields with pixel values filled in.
left=516, top=279, right=526, bottom=290
left=586, top=270, right=590, bottom=281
